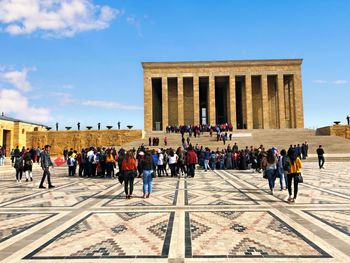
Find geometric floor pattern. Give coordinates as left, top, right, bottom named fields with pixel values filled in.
left=1, top=162, right=350, bottom=262
left=186, top=211, right=330, bottom=258
left=25, top=212, right=174, bottom=259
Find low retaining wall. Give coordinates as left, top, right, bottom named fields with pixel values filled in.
left=316, top=125, right=350, bottom=139
left=26, top=129, right=143, bottom=155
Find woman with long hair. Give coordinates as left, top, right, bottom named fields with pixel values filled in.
left=141, top=151, right=153, bottom=198
left=121, top=150, right=137, bottom=199
left=287, top=148, right=302, bottom=203
left=263, top=148, right=277, bottom=195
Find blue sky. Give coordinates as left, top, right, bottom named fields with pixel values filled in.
left=0, top=0, right=349, bottom=129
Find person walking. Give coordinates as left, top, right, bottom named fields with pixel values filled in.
left=14, top=155, right=24, bottom=183
left=39, top=145, right=55, bottom=189
left=141, top=151, right=153, bottom=198
left=203, top=147, right=211, bottom=172
left=121, top=150, right=137, bottom=199
left=23, top=150, right=33, bottom=181
left=316, top=145, right=325, bottom=169
left=286, top=149, right=302, bottom=203
left=262, top=149, right=277, bottom=195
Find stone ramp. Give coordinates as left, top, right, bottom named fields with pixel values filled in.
left=122, top=128, right=350, bottom=155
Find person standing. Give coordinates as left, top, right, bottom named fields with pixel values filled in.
left=67, top=153, right=76, bottom=176
left=347, top=115, right=350, bottom=125
left=287, top=149, right=302, bottom=203
left=186, top=146, right=198, bottom=177
left=316, top=145, right=325, bottom=169
left=39, top=145, right=55, bottom=189
left=168, top=149, right=178, bottom=177
left=262, top=149, right=277, bottom=195
left=141, top=151, right=153, bottom=198
left=118, top=121, right=121, bottom=130
left=121, top=150, right=137, bottom=199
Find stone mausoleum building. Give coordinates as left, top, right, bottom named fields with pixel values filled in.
left=143, top=59, right=304, bottom=131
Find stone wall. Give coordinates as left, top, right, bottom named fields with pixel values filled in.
left=26, top=129, right=143, bottom=155
left=316, top=125, right=350, bottom=139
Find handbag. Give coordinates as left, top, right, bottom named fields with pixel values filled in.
left=297, top=173, right=303, bottom=183
left=263, top=170, right=268, bottom=179
left=117, top=171, right=124, bottom=184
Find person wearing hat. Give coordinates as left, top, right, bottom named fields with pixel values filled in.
left=39, top=145, right=55, bottom=189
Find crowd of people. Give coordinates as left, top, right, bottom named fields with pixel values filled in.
left=3, top=127, right=328, bottom=204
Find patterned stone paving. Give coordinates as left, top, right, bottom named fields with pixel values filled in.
left=0, top=162, right=350, bottom=262
left=185, top=211, right=330, bottom=258
left=0, top=213, right=55, bottom=243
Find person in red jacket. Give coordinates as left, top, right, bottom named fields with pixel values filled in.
left=121, top=150, right=137, bottom=199
left=186, top=145, right=198, bottom=177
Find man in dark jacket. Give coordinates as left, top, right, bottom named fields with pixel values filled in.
left=39, top=145, right=55, bottom=189
left=316, top=145, right=325, bottom=169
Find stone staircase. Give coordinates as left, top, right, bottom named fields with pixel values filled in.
left=122, top=129, right=350, bottom=160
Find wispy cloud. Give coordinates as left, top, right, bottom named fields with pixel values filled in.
left=313, top=79, right=348, bottom=85
left=62, top=84, right=74, bottom=89
left=126, top=14, right=148, bottom=37
left=0, top=67, right=35, bottom=92
left=82, top=100, right=143, bottom=110
left=313, top=80, right=327, bottom=84
left=333, top=80, right=348, bottom=85
left=0, top=0, right=120, bottom=38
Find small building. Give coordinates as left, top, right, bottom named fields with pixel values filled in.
left=143, top=59, right=304, bottom=131
left=0, top=114, right=47, bottom=155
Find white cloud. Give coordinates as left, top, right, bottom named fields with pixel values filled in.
left=82, top=100, right=143, bottom=110
left=333, top=80, right=348, bottom=85
left=0, top=89, right=51, bottom=122
left=313, top=80, right=327, bottom=84
left=0, top=67, right=35, bottom=91
left=0, top=0, right=119, bottom=37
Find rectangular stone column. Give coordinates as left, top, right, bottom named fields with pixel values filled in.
left=277, top=74, right=286, bottom=128
left=162, top=76, right=168, bottom=130
left=177, top=76, right=184, bottom=126
left=229, top=75, right=236, bottom=128
left=208, top=75, right=216, bottom=125
left=193, top=76, right=200, bottom=125
left=294, top=72, right=304, bottom=128
left=144, top=75, right=152, bottom=131
left=261, top=74, right=270, bottom=129
left=245, top=75, right=253, bottom=129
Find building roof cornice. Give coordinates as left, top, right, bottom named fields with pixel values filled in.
left=142, top=58, right=303, bottom=69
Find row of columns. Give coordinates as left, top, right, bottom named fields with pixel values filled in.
left=144, top=73, right=303, bottom=131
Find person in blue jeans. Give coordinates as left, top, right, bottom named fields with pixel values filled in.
left=263, top=149, right=277, bottom=195
left=141, top=152, right=154, bottom=198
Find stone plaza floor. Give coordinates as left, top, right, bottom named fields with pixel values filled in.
left=0, top=162, right=350, bottom=262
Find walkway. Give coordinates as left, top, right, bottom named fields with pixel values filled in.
left=0, top=162, right=350, bottom=262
